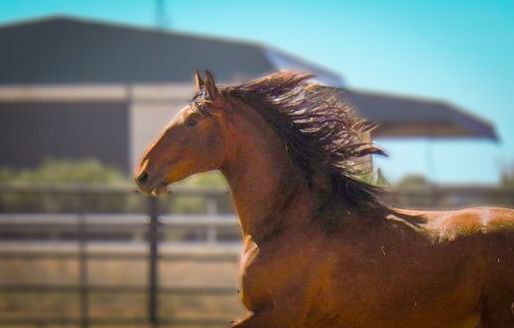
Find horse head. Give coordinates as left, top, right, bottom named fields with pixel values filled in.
left=134, top=71, right=229, bottom=196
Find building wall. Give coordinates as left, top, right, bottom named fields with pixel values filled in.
left=0, top=101, right=130, bottom=171
left=128, top=84, right=191, bottom=172
left=0, top=83, right=192, bottom=174
left=0, top=83, right=372, bottom=176
left=129, top=100, right=188, bottom=172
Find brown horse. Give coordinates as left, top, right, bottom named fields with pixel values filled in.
left=135, top=71, right=514, bottom=327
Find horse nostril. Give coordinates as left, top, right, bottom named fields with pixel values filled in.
left=137, top=171, right=149, bottom=186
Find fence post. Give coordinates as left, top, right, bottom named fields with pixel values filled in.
left=78, top=212, right=89, bottom=328
left=206, top=198, right=218, bottom=245
left=148, top=196, right=160, bottom=328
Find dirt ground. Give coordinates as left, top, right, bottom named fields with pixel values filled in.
left=0, top=249, right=246, bottom=328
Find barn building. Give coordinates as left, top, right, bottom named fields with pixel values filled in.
left=0, top=16, right=497, bottom=174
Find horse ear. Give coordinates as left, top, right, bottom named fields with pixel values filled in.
left=204, top=70, right=220, bottom=99
left=194, top=70, right=204, bottom=92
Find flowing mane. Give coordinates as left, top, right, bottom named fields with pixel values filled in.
left=220, top=71, right=396, bottom=228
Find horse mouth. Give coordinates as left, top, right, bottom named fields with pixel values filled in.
left=149, top=180, right=170, bottom=197
left=136, top=176, right=171, bottom=196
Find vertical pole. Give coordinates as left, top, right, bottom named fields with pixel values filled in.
left=206, top=198, right=218, bottom=245
left=148, top=196, right=160, bottom=328
left=155, top=0, right=169, bottom=29
left=425, top=127, right=438, bottom=208
left=78, top=212, right=89, bottom=328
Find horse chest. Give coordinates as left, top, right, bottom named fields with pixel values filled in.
left=238, top=239, right=311, bottom=310
left=239, top=244, right=278, bottom=309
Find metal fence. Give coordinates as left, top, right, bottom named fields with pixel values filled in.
left=0, top=183, right=513, bottom=327
left=0, top=184, right=240, bottom=328
left=387, top=185, right=514, bottom=209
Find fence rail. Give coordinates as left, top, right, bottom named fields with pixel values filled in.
left=0, top=183, right=513, bottom=327
left=0, top=185, right=239, bottom=328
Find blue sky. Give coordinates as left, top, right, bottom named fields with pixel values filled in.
left=1, top=0, right=513, bottom=184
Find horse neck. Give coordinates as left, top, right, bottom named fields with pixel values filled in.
left=220, top=104, right=313, bottom=243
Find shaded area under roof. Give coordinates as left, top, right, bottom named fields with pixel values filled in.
left=0, top=16, right=343, bottom=86
left=337, top=89, right=498, bottom=141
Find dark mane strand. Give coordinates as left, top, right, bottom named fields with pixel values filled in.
left=220, top=71, right=413, bottom=230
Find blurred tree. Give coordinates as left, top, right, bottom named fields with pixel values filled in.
left=394, top=173, right=436, bottom=208
left=0, top=161, right=232, bottom=214
left=375, top=168, right=390, bottom=187
left=396, top=174, right=430, bottom=188
left=169, top=171, right=232, bottom=214
left=354, top=168, right=390, bottom=188
left=0, top=158, right=129, bottom=184
left=500, top=161, right=514, bottom=186
left=176, top=171, right=227, bottom=188
left=0, top=159, right=133, bottom=213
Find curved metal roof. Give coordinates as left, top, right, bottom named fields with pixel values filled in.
left=339, top=89, right=498, bottom=141
left=0, top=16, right=343, bottom=86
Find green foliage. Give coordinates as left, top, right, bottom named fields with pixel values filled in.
left=169, top=171, right=232, bottom=214
left=0, top=158, right=129, bottom=185
left=371, top=168, right=390, bottom=187
left=0, top=159, right=135, bottom=213
left=0, top=160, right=232, bottom=214
left=175, top=171, right=227, bottom=188
left=396, top=174, right=430, bottom=188
left=0, top=167, right=14, bottom=183
left=501, top=161, right=514, bottom=187
left=355, top=168, right=390, bottom=187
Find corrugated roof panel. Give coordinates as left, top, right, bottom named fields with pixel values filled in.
left=0, top=16, right=343, bottom=85
left=339, top=89, right=497, bottom=141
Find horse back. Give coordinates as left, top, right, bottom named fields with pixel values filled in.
left=416, top=206, right=514, bottom=268
left=398, top=206, right=514, bottom=240
left=474, top=207, right=514, bottom=280
left=470, top=207, right=514, bottom=326
left=422, top=206, right=514, bottom=326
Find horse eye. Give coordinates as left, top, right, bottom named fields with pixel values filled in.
left=186, top=117, right=198, bottom=128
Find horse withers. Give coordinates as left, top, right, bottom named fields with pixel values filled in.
left=135, top=71, right=514, bottom=327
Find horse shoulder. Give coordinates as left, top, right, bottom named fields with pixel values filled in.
left=238, top=231, right=326, bottom=315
